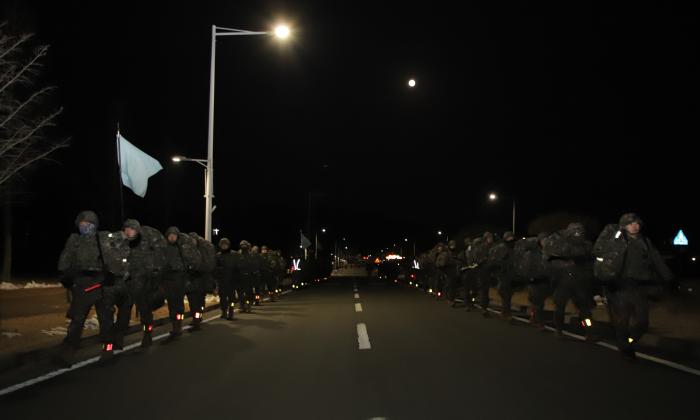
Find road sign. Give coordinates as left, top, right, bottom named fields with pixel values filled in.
left=673, top=230, right=688, bottom=246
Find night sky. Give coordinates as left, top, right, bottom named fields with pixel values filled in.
left=2, top=1, right=698, bottom=275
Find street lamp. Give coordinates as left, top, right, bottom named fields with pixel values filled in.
left=172, top=156, right=210, bottom=225
left=408, top=78, right=416, bottom=88
left=488, top=192, right=516, bottom=235
left=204, top=23, right=291, bottom=241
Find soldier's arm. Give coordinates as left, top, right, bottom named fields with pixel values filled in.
left=57, top=234, right=79, bottom=274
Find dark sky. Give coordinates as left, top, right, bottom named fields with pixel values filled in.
left=2, top=1, right=698, bottom=274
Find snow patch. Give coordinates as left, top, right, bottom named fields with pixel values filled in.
left=1, top=332, right=22, bottom=339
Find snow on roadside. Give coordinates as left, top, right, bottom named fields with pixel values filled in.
left=0, top=281, right=61, bottom=290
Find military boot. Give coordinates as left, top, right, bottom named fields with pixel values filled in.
left=163, top=317, right=183, bottom=344
left=99, top=343, right=115, bottom=364
left=141, top=324, right=153, bottom=348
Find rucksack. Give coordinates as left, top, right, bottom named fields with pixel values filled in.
left=513, top=238, right=546, bottom=279
left=593, top=224, right=628, bottom=282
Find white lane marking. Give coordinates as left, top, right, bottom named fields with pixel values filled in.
left=433, top=292, right=700, bottom=377
left=355, top=303, right=363, bottom=312
left=357, top=323, right=371, bottom=350
left=0, top=289, right=295, bottom=397
left=354, top=293, right=360, bottom=299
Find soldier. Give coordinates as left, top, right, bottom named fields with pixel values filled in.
left=236, top=240, right=260, bottom=313
left=215, top=238, right=238, bottom=320
left=461, top=238, right=478, bottom=311
left=54, top=211, right=127, bottom=366
left=417, top=251, right=432, bottom=292
left=514, top=233, right=550, bottom=329
left=187, top=233, right=216, bottom=331
left=543, top=223, right=595, bottom=339
left=113, top=220, right=165, bottom=349
left=428, top=244, right=442, bottom=298
left=473, top=232, right=495, bottom=317
left=260, top=246, right=278, bottom=302
left=489, top=232, right=516, bottom=320
left=437, top=240, right=460, bottom=307
left=161, top=227, right=200, bottom=342
left=274, top=250, right=287, bottom=297
left=251, top=245, right=265, bottom=306
left=594, top=213, right=673, bottom=361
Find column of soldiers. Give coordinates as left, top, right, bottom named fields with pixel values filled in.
left=54, top=210, right=287, bottom=367
left=414, top=212, right=673, bottom=362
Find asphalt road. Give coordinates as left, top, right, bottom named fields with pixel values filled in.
left=1, top=278, right=698, bottom=419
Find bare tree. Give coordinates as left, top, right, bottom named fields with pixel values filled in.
left=1, top=22, right=69, bottom=282
left=0, top=22, right=69, bottom=188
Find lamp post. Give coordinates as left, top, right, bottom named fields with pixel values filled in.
left=204, top=24, right=290, bottom=241
left=488, top=192, right=516, bottom=235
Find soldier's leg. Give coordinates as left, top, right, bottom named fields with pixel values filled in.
left=528, top=283, right=547, bottom=326
left=95, top=288, right=116, bottom=354
left=552, top=280, right=570, bottom=335
left=572, top=281, right=594, bottom=337
left=477, top=269, right=491, bottom=313
left=607, top=290, right=633, bottom=351
left=113, top=283, right=134, bottom=340
left=163, top=276, right=185, bottom=338
left=64, top=286, right=93, bottom=348
left=498, top=276, right=513, bottom=317
left=218, top=279, right=229, bottom=317
left=460, top=272, right=473, bottom=310
left=629, top=289, right=650, bottom=343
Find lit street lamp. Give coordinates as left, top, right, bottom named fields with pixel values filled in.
left=203, top=23, right=291, bottom=241
left=408, top=78, right=416, bottom=88
left=488, top=192, right=516, bottom=235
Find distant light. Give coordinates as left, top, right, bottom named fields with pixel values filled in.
left=489, top=193, right=497, bottom=201
left=213, top=228, right=220, bottom=235
left=172, top=155, right=184, bottom=163
left=404, top=238, right=408, bottom=242
left=274, top=25, right=290, bottom=39
left=693, top=257, right=697, bottom=262
left=345, top=246, right=348, bottom=250
left=321, top=228, right=327, bottom=233
left=628, top=337, right=634, bottom=343
left=437, top=231, right=442, bottom=236
left=408, top=79, right=416, bottom=87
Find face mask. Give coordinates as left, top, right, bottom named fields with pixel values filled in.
left=79, top=223, right=96, bottom=236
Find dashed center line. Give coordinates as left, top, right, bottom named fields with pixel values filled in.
left=354, top=293, right=360, bottom=299
left=355, top=303, right=363, bottom=312
left=357, top=323, right=371, bottom=350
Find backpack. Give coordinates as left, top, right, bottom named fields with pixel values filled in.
left=593, top=224, right=628, bottom=282
left=513, top=238, right=546, bottom=279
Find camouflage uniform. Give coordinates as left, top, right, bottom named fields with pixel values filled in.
left=161, top=227, right=200, bottom=339
left=56, top=211, right=128, bottom=364
left=187, top=233, right=216, bottom=330
left=543, top=223, right=594, bottom=337
left=489, top=232, right=516, bottom=319
left=260, top=246, right=278, bottom=301
left=460, top=238, right=477, bottom=311
left=472, top=232, right=494, bottom=315
left=251, top=245, right=265, bottom=305
left=594, top=213, right=673, bottom=359
left=114, top=220, right=166, bottom=348
left=513, top=234, right=550, bottom=327
left=436, top=241, right=460, bottom=306
left=236, top=240, right=260, bottom=313
left=215, top=238, right=238, bottom=320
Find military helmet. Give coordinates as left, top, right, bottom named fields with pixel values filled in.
left=75, top=210, right=99, bottom=228
left=536, top=232, right=550, bottom=242
left=219, top=237, right=231, bottom=247
left=239, top=240, right=251, bottom=248
left=448, top=240, right=457, bottom=248
left=566, top=222, right=586, bottom=237
left=165, top=226, right=180, bottom=237
left=463, top=237, right=472, bottom=246
left=502, top=231, right=515, bottom=241
left=122, top=219, right=141, bottom=231
left=619, top=213, right=643, bottom=227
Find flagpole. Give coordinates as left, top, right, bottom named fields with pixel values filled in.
left=115, top=123, right=125, bottom=224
